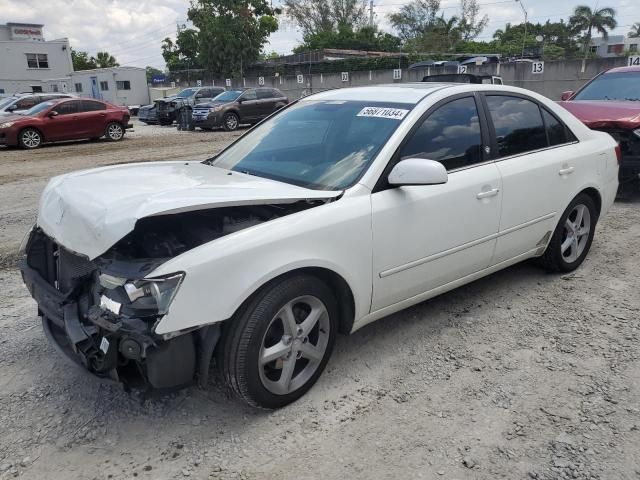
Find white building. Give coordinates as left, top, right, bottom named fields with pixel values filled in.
left=0, top=22, right=73, bottom=95
left=45, top=67, right=150, bottom=107
left=589, top=35, right=639, bottom=57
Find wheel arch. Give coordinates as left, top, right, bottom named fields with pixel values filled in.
left=578, top=187, right=602, bottom=216
left=19, top=125, right=46, bottom=143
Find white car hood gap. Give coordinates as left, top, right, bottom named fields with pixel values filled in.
left=38, top=161, right=341, bottom=259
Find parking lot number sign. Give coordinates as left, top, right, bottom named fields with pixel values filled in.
left=171, top=81, right=176, bottom=88
left=341, top=72, right=349, bottom=82
left=258, top=76, right=265, bottom=86
left=629, top=55, right=640, bottom=67
left=457, top=65, right=468, bottom=74
left=393, top=69, right=402, bottom=80
left=532, top=61, right=544, bottom=74
left=196, top=80, right=202, bottom=87
left=297, top=74, right=304, bottom=84
left=225, top=78, right=231, bottom=87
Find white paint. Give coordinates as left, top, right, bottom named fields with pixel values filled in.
left=258, top=76, right=265, bottom=86
left=297, top=74, right=304, bottom=84
left=393, top=68, right=402, bottom=80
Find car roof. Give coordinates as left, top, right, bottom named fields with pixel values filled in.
left=305, top=83, right=464, bottom=104
left=605, top=65, right=640, bottom=74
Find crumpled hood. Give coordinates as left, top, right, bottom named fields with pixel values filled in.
left=37, top=161, right=341, bottom=259
left=558, top=100, right=640, bottom=129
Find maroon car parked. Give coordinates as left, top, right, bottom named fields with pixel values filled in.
left=0, top=98, right=132, bottom=149
left=558, top=65, right=640, bottom=192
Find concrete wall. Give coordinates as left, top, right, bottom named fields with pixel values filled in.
left=0, top=38, right=73, bottom=94
left=172, top=57, right=632, bottom=102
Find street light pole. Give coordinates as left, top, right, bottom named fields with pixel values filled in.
left=515, top=0, right=528, bottom=58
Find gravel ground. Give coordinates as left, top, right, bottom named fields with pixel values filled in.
left=1, top=123, right=639, bottom=480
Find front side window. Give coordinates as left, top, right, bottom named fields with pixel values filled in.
left=210, top=100, right=412, bottom=190
left=176, top=88, right=196, bottom=98
left=400, top=96, right=483, bottom=171
left=485, top=95, right=547, bottom=157
left=573, top=72, right=639, bottom=101
left=24, top=101, right=56, bottom=116
left=116, top=81, right=131, bottom=90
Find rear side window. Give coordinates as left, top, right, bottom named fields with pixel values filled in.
left=541, top=108, right=573, bottom=146
left=241, top=90, right=257, bottom=101
left=55, top=101, right=80, bottom=115
left=257, top=89, right=273, bottom=99
left=400, top=96, right=483, bottom=171
left=485, top=95, right=547, bottom=157
left=81, top=100, right=106, bottom=112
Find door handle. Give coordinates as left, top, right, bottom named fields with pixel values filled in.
left=558, top=166, right=575, bottom=175
left=476, top=188, right=500, bottom=199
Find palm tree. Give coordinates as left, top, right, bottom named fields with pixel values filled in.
left=435, top=15, right=461, bottom=50
left=569, top=5, right=617, bottom=59
left=629, top=22, right=640, bottom=38
left=92, top=51, right=119, bottom=68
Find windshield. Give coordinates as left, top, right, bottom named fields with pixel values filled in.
left=574, top=72, right=640, bottom=101
left=23, top=101, right=56, bottom=116
left=214, top=90, right=243, bottom=102
left=176, top=88, right=197, bottom=98
left=0, top=97, right=17, bottom=109
left=209, top=100, right=412, bottom=190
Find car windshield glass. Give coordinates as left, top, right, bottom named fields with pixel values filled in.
left=23, top=101, right=56, bottom=116
left=176, top=88, right=196, bottom=98
left=573, top=72, right=640, bottom=101
left=214, top=90, right=243, bottom=102
left=208, top=100, right=412, bottom=190
left=0, top=97, right=17, bottom=109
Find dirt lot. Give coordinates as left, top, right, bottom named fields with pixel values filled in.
left=1, top=122, right=639, bottom=480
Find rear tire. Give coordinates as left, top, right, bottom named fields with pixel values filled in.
left=18, top=128, right=43, bottom=149
left=104, top=122, right=124, bottom=141
left=539, top=193, right=597, bottom=272
left=218, top=274, right=338, bottom=409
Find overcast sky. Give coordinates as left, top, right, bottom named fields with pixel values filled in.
left=2, top=0, right=638, bottom=69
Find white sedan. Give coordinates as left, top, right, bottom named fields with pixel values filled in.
left=20, top=83, right=618, bottom=408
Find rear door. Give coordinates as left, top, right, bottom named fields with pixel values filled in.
left=481, top=93, right=582, bottom=264
left=78, top=100, right=108, bottom=137
left=45, top=100, right=84, bottom=140
left=238, top=89, right=260, bottom=121
left=256, top=89, right=278, bottom=118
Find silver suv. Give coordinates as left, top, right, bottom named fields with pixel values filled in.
left=0, top=93, right=73, bottom=116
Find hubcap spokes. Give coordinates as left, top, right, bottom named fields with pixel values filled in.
left=259, top=295, right=330, bottom=395
left=23, top=131, right=40, bottom=147
left=108, top=125, right=122, bottom=139
left=227, top=116, right=237, bottom=129
left=561, top=204, right=591, bottom=263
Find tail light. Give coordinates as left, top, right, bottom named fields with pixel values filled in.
left=614, top=144, right=622, bottom=166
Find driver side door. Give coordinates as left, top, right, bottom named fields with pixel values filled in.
left=370, top=95, right=502, bottom=311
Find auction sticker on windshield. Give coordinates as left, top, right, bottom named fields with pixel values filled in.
left=357, top=107, right=409, bottom=120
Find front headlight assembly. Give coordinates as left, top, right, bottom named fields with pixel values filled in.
left=123, top=273, right=185, bottom=315
left=633, top=128, right=640, bottom=139
left=0, top=122, right=15, bottom=129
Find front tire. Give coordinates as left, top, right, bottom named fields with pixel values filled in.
left=540, top=193, right=598, bottom=272
left=19, top=128, right=43, bottom=149
left=218, top=274, right=338, bottom=409
left=105, top=122, right=124, bottom=141
left=223, top=112, right=239, bottom=131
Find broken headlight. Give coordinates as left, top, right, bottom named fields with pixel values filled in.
left=121, top=273, right=185, bottom=315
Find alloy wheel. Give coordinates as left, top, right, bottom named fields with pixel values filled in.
left=21, top=130, right=41, bottom=148
left=225, top=114, right=238, bottom=130
left=258, top=295, right=330, bottom=395
left=107, top=123, right=123, bottom=140
left=560, top=204, right=591, bottom=263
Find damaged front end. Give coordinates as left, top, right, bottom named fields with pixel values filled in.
left=19, top=201, right=325, bottom=391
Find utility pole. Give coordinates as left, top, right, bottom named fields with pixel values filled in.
left=369, top=1, right=374, bottom=27
left=515, top=0, right=528, bottom=58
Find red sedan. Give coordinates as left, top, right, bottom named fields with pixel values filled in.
left=0, top=98, right=132, bottom=149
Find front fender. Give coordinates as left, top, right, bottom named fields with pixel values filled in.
left=151, top=195, right=373, bottom=335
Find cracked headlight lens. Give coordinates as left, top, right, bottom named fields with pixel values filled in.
left=123, top=273, right=185, bottom=315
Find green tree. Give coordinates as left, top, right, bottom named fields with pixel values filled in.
left=388, top=0, right=441, bottom=43
left=569, top=5, right=617, bottom=58
left=161, top=25, right=202, bottom=71
left=293, top=25, right=401, bottom=52
left=71, top=49, right=97, bottom=71
left=92, top=51, right=119, bottom=68
left=284, top=0, right=368, bottom=37
left=457, top=0, right=488, bottom=41
left=145, top=66, right=164, bottom=83
left=188, top=0, right=280, bottom=76
left=629, top=22, right=640, bottom=38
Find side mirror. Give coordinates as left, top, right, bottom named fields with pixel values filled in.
left=560, top=91, right=574, bottom=101
left=48, top=110, right=59, bottom=118
left=237, top=97, right=244, bottom=103
left=7, top=104, right=17, bottom=112
left=388, top=158, right=448, bottom=186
